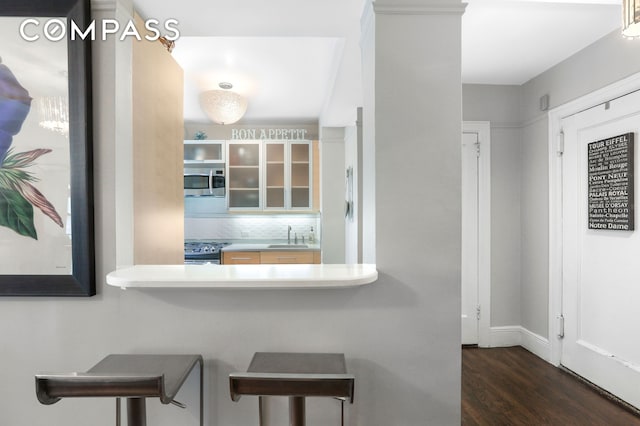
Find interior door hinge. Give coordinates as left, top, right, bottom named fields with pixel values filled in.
left=475, top=141, right=481, bottom=157
left=476, top=305, right=481, bottom=320
left=557, top=314, right=565, bottom=339
left=558, top=131, right=565, bottom=156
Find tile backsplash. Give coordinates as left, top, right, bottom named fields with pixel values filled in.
left=185, top=215, right=321, bottom=241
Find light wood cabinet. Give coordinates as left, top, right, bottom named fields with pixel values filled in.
left=264, top=141, right=312, bottom=210
left=289, top=142, right=312, bottom=209
left=227, top=140, right=314, bottom=211
left=227, top=141, right=262, bottom=209
left=222, top=251, right=261, bottom=264
left=264, top=142, right=286, bottom=208
left=132, top=13, right=183, bottom=265
left=222, top=250, right=320, bottom=264
left=260, top=251, right=315, bottom=264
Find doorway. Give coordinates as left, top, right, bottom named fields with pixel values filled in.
left=558, top=89, right=640, bottom=409
left=549, top=74, right=640, bottom=410
left=461, top=121, right=491, bottom=346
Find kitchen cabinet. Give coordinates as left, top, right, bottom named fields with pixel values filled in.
left=227, top=141, right=262, bottom=209
left=264, top=140, right=312, bottom=210
left=184, top=140, right=225, bottom=165
left=264, top=142, right=286, bottom=208
left=222, top=251, right=261, bottom=264
left=227, top=140, right=313, bottom=211
left=260, top=251, right=315, bottom=264
left=222, top=250, right=321, bottom=264
left=132, top=12, right=183, bottom=265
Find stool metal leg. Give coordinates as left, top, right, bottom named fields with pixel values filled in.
left=289, top=396, right=305, bottom=426
left=127, top=398, right=147, bottom=426
left=116, top=398, right=121, bottom=426
left=258, top=396, right=266, bottom=426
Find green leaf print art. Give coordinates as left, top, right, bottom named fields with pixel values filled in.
left=0, top=58, right=63, bottom=240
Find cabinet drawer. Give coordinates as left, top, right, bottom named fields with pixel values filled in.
left=260, top=251, right=315, bottom=264
left=222, top=251, right=261, bottom=264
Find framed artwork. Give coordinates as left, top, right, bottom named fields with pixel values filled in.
left=0, top=0, right=94, bottom=296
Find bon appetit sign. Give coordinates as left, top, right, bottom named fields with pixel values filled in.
left=231, top=128, right=308, bottom=140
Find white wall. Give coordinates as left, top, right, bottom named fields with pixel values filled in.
left=463, top=31, right=640, bottom=342
left=518, top=29, right=640, bottom=339
left=344, top=123, right=359, bottom=264
left=0, top=1, right=465, bottom=426
left=369, top=0, right=464, bottom=423
left=463, top=85, right=522, bottom=328
left=319, top=126, right=346, bottom=263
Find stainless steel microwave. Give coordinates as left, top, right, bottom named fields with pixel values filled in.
left=184, top=168, right=225, bottom=197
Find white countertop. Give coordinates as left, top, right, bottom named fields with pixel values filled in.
left=106, top=264, right=378, bottom=289
left=222, top=243, right=321, bottom=252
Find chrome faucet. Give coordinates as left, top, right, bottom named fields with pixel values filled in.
left=287, top=225, right=292, bottom=244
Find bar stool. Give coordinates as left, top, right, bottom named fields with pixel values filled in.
left=229, top=352, right=355, bottom=426
left=35, top=354, right=203, bottom=426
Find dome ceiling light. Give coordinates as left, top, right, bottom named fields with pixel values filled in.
left=199, top=82, right=248, bottom=125
left=623, top=0, right=640, bottom=38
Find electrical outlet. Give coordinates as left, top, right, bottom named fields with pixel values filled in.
left=240, top=231, right=249, bottom=237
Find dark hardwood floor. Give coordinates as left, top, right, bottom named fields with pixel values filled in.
left=462, top=346, right=640, bottom=426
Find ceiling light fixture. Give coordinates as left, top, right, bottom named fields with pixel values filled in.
left=622, top=0, right=640, bottom=38
left=199, top=82, right=248, bottom=125
left=35, top=96, right=69, bottom=136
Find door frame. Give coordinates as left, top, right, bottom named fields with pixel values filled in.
left=462, top=121, right=491, bottom=347
left=548, top=72, right=640, bottom=366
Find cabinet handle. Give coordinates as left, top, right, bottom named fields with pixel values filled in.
left=277, top=257, right=297, bottom=260
left=231, top=257, right=253, bottom=260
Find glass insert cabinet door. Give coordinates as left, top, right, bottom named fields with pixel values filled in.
left=290, top=142, right=311, bottom=209
left=265, top=142, right=285, bottom=208
left=184, top=140, right=225, bottom=164
left=227, top=141, right=261, bottom=208
left=264, top=141, right=311, bottom=210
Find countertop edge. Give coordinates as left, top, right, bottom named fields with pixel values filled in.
left=106, top=264, right=378, bottom=290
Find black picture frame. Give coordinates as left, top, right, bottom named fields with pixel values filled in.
left=0, top=0, right=95, bottom=296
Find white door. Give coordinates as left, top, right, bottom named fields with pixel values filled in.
left=461, top=131, right=479, bottom=344
left=561, top=89, right=640, bottom=408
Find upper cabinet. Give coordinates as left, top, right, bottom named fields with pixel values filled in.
left=184, top=140, right=225, bottom=165
left=264, top=140, right=312, bottom=210
left=228, top=140, right=314, bottom=211
left=289, top=142, right=312, bottom=209
left=227, top=141, right=262, bottom=209
left=264, top=142, right=286, bottom=208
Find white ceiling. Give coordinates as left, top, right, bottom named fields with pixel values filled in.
left=134, top=0, right=624, bottom=126
left=172, top=37, right=343, bottom=124
left=462, top=0, right=621, bottom=85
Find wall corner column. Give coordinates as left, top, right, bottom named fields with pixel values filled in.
left=360, top=0, right=465, bottom=423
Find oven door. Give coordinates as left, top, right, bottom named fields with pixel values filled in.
left=184, top=172, right=211, bottom=196
left=184, top=259, right=220, bottom=265
left=211, top=174, right=225, bottom=197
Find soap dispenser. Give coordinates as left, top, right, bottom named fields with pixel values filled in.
left=309, top=226, right=315, bottom=243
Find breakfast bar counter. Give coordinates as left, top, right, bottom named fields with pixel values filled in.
left=106, top=264, right=378, bottom=289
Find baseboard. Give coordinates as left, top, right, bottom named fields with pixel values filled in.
left=488, top=326, right=551, bottom=363
left=520, top=327, right=551, bottom=363
left=488, top=326, right=522, bottom=347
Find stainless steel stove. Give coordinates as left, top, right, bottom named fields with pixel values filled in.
left=184, top=241, right=230, bottom=265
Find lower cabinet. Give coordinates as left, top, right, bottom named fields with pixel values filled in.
left=222, top=251, right=320, bottom=264
left=221, top=251, right=261, bottom=265
left=260, top=251, right=314, bottom=264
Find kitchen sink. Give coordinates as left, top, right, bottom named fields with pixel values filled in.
left=267, top=244, right=308, bottom=249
